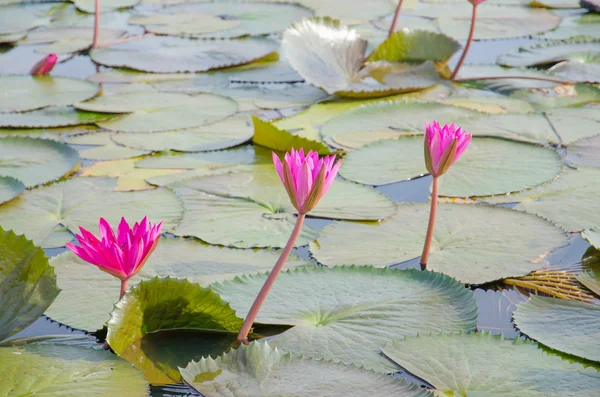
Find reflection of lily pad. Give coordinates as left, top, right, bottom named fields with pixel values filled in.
left=310, top=203, right=567, bottom=284
left=212, top=266, right=478, bottom=373
left=90, top=36, right=279, bottom=73
left=180, top=342, right=433, bottom=397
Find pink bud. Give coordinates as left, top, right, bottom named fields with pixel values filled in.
left=424, top=121, right=472, bottom=178
left=30, top=54, right=58, bottom=76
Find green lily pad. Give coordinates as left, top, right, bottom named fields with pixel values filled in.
left=583, top=227, right=600, bottom=249
left=180, top=342, right=434, bottom=397
left=484, top=167, right=600, bottom=231
left=454, top=65, right=563, bottom=93
left=0, top=343, right=148, bottom=396
left=226, top=61, right=303, bottom=84
left=320, top=101, right=476, bottom=148
left=67, top=132, right=151, bottom=160
left=90, top=36, right=279, bottom=73
left=310, top=203, right=567, bottom=284
left=510, top=83, right=600, bottom=110
left=211, top=266, right=478, bottom=373
left=565, top=135, right=600, bottom=168
left=0, top=137, right=80, bottom=187
left=382, top=332, right=600, bottom=397
left=0, top=5, right=50, bottom=35
left=0, top=177, right=183, bottom=248
left=0, top=176, right=24, bottom=204
left=81, top=159, right=184, bottom=191
left=530, top=0, right=580, bottom=8
left=442, top=96, right=536, bottom=114
left=89, top=68, right=197, bottom=84
left=252, top=116, right=331, bottom=155
left=75, top=91, right=237, bottom=133
left=129, top=2, right=313, bottom=38
left=577, top=270, right=600, bottom=296
left=514, top=295, right=600, bottom=363
left=252, top=84, right=329, bottom=109
left=282, top=19, right=440, bottom=97
left=0, top=227, right=59, bottom=342
left=0, top=106, right=119, bottom=128
left=23, top=27, right=127, bottom=54
left=0, top=75, right=99, bottom=113
left=405, top=4, right=562, bottom=40
left=73, top=0, right=139, bottom=13
left=46, top=237, right=311, bottom=331
left=545, top=107, right=600, bottom=144
left=458, top=113, right=563, bottom=144
left=498, top=37, right=600, bottom=83
left=543, top=14, right=600, bottom=40
left=299, top=0, right=397, bottom=21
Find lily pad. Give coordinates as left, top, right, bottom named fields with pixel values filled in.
left=180, top=342, right=433, bottom=397
left=0, top=137, right=80, bottom=187
left=310, top=203, right=567, bottom=284
left=0, top=106, right=119, bottom=128
left=0, top=343, right=148, bottom=396
left=90, top=36, right=279, bottom=73
left=0, top=5, right=50, bottom=35
left=0, top=176, right=24, bottom=204
left=299, top=0, right=397, bottom=22
left=583, top=227, right=600, bottom=248
left=565, top=135, right=600, bottom=168
left=46, top=238, right=311, bottom=332
left=81, top=159, right=182, bottom=191
left=73, top=0, right=139, bottom=13
left=510, top=83, right=600, bottom=110
left=382, top=332, right=600, bottom=397
left=458, top=113, right=563, bottom=144
left=454, top=65, right=563, bottom=93
left=67, top=132, right=151, bottom=161
left=577, top=270, right=600, bottom=296
left=0, top=227, right=59, bottom=342
left=252, top=116, right=331, bottom=155
left=0, top=177, right=183, bottom=248
left=543, top=14, right=600, bottom=40
left=484, top=167, right=600, bottom=231
left=211, top=266, right=478, bottom=373
left=75, top=91, right=237, bottom=133
left=0, top=75, right=99, bottom=113
left=129, top=2, right=313, bottom=38
left=340, top=137, right=561, bottom=196
left=23, top=27, right=127, bottom=53
left=498, top=37, right=600, bottom=83
left=514, top=295, right=600, bottom=362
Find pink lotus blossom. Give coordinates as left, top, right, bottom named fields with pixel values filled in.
left=66, top=217, right=163, bottom=281
left=272, top=148, right=341, bottom=214
left=424, top=121, right=472, bottom=177
left=30, top=54, right=58, bottom=76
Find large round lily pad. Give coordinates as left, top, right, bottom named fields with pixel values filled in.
left=90, top=36, right=279, bottom=73
left=382, top=332, right=600, bottom=397
left=0, top=106, right=119, bottom=128
left=514, top=295, right=600, bottom=362
left=0, top=343, right=148, bottom=396
left=180, top=342, right=433, bottom=397
left=46, top=238, right=311, bottom=332
left=0, top=137, right=80, bottom=188
left=0, top=76, right=99, bottom=113
left=211, top=266, right=478, bottom=373
left=75, top=91, right=237, bottom=133
left=0, top=176, right=25, bottom=205
left=339, top=137, right=561, bottom=197
left=0, top=177, right=183, bottom=248
left=310, top=203, right=568, bottom=284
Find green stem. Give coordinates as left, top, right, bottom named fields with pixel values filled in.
left=420, top=177, right=438, bottom=270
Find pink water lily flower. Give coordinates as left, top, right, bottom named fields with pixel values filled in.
left=424, top=121, right=472, bottom=177
left=30, top=54, right=58, bottom=76
left=272, top=148, right=341, bottom=214
left=66, top=217, right=163, bottom=282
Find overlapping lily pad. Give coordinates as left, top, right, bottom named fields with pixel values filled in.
left=67, top=133, right=151, bottom=161
left=382, top=332, right=600, bottom=397
left=211, top=266, right=478, bottom=373
left=484, top=167, right=600, bottom=231
left=583, top=227, right=600, bottom=249
left=0, top=177, right=24, bottom=204
left=0, top=5, right=50, bottom=35
left=543, top=14, right=600, bottom=40
left=129, top=2, right=313, bottom=38
left=565, top=135, right=600, bottom=168
left=73, top=0, right=139, bottom=13
left=514, top=295, right=600, bottom=362
left=46, top=238, right=311, bottom=331
left=310, top=203, right=567, bottom=284
left=180, top=342, right=433, bottom=397
left=0, top=343, right=148, bottom=396
left=577, top=270, right=600, bottom=296
left=340, top=137, right=561, bottom=196
left=0, top=137, right=80, bottom=187
left=27, top=28, right=127, bottom=54
left=546, top=107, right=600, bottom=144
left=252, top=116, right=331, bottom=154
left=0, top=177, right=183, bottom=248
left=510, top=84, right=600, bottom=111
left=90, top=36, right=279, bottom=73
left=0, top=106, right=119, bottom=128
left=454, top=65, right=562, bottom=93
left=0, top=227, right=59, bottom=342
left=0, top=76, right=99, bottom=112
left=81, top=159, right=182, bottom=191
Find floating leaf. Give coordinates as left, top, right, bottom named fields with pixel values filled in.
left=23, top=27, right=127, bottom=53
left=442, top=96, right=536, bottom=114
left=565, top=135, right=600, bottom=168
left=0, top=5, right=50, bottom=35
left=542, top=14, right=600, bottom=40
left=75, top=92, right=237, bottom=133
left=455, top=65, right=562, bottom=93
left=73, top=0, right=139, bottom=13
left=310, top=203, right=567, bottom=284
left=510, top=83, right=600, bottom=110
left=0, top=227, right=59, bottom=342
left=211, top=266, right=478, bottom=373
left=46, top=238, right=311, bottom=332
left=0, top=176, right=24, bottom=204
left=514, top=295, right=600, bottom=362
left=0, top=76, right=99, bottom=113
left=90, top=36, right=279, bottom=73
left=0, top=343, right=148, bottom=396
left=80, top=159, right=182, bottom=191
left=0, top=177, right=183, bottom=248
left=129, top=2, right=313, bottom=38
left=252, top=116, right=331, bottom=155
left=299, top=0, right=397, bottom=22
left=382, top=332, right=600, bottom=397
left=484, top=167, right=600, bottom=231
left=67, top=132, right=151, bottom=161
left=0, top=106, right=119, bottom=128
left=180, top=342, right=433, bottom=397
left=583, top=227, right=600, bottom=249
left=0, top=137, right=80, bottom=187
left=577, top=270, right=600, bottom=296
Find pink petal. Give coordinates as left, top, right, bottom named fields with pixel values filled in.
left=98, top=218, right=116, bottom=244
left=272, top=152, right=285, bottom=185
